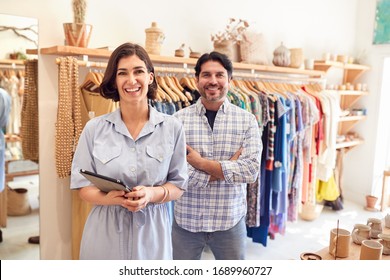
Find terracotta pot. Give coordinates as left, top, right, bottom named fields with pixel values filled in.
left=366, top=195, right=378, bottom=209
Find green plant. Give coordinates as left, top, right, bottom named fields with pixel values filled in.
left=9, top=51, right=27, bottom=60
left=72, top=0, right=87, bottom=24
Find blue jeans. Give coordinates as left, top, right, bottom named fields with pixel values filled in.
left=172, top=216, right=246, bottom=260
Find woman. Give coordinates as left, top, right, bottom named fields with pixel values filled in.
left=70, top=42, right=188, bottom=260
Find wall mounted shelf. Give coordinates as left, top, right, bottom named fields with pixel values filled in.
left=315, top=61, right=370, bottom=152
left=40, top=45, right=325, bottom=78
left=335, top=139, right=364, bottom=150
left=314, top=60, right=370, bottom=84
left=338, top=115, right=366, bottom=135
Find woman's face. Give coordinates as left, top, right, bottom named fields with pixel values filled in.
left=115, top=55, right=154, bottom=105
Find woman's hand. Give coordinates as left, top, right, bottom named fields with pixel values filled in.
left=79, top=186, right=128, bottom=206
left=121, top=185, right=153, bottom=212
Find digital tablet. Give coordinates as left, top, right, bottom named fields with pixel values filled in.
left=79, top=169, right=131, bottom=193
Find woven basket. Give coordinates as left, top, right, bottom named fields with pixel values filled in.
left=289, top=48, right=303, bottom=68
left=145, top=22, right=164, bottom=55
left=299, top=203, right=323, bottom=221
left=213, top=39, right=240, bottom=62
left=7, top=186, right=32, bottom=216
left=240, top=31, right=269, bottom=65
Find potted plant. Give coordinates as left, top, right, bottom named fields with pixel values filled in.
left=63, top=0, right=92, bottom=48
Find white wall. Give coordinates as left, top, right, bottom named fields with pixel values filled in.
left=345, top=0, right=390, bottom=203
left=2, top=0, right=375, bottom=259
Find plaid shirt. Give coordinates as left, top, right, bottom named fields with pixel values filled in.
left=173, top=98, right=262, bottom=232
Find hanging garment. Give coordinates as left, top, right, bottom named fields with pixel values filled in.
left=0, top=87, right=11, bottom=192
left=316, top=172, right=340, bottom=202
left=55, top=56, right=82, bottom=178
left=21, top=59, right=39, bottom=162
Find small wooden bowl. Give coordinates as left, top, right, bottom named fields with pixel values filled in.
left=175, top=49, right=184, bottom=57
left=189, top=52, right=201, bottom=59
left=300, top=252, right=322, bottom=260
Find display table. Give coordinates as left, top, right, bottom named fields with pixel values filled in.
left=316, top=223, right=390, bottom=260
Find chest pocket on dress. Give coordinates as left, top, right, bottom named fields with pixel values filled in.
left=93, top=146, right=122, bottom=164
left=146, top=145, right=173, bottom=163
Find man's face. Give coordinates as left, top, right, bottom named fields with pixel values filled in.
left=196, top=60, right=230, bottom=106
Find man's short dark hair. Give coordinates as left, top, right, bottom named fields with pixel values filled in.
left=194, top=51, right=233, bottom=79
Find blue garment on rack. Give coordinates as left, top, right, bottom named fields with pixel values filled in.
left=247, top=124, right=271, bottom=246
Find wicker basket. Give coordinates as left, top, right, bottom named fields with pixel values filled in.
left=299, top=203, right=323, bottom=221
left=7, top=186, right=32, bottom=216
left=213, top=39, right=240, bottom=62
left=240, top=31, right=269, bottom=65
left=289, top=48, right=303, bottom=68
left=145, top=22, right=164, bottom=55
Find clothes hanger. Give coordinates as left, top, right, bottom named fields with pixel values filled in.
left=81, top=71, right=101, bottom=93
left=266, top=81, right=288, bottom=97
left=255, top=81, right=276, bottom=101
left=189, top=77, right=198, bottom=91
left=94, top=71, right=103, bottom=85
left=154, top=89, right=163, bottom=102
left=156, top=77, right=177, bottom=102
left=245, top=80, right=260, bottom=93
left=156, top=84, right=168, bottom=101
left=164, top=76, right=188, bottom=102
left=172, top=76, right=185, bottom=92
left=180, top=76, right=194, bottom=91
left=171, top=75, right=193, bottom=102
left=158, top=75, right=179, bottom=102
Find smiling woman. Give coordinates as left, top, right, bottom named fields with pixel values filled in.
left=70, top=42, right=188, bottom=260
left=0, top=13, right=39, bottom=259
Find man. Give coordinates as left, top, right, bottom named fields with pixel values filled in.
left=172, top=52, right=262, bottom=259
left=0, top=88, right=11, bottom=243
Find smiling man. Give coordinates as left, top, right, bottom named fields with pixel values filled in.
left=172, top=52, right=262, bottom=260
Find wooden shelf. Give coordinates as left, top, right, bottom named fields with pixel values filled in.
left=340, top=94, right=368, bottom=111
left=314, top=60, right=370, bottom=83
left=40, top=45, right=325, bottom=78
left=336, top=139, right=364, bottom=150
left=339, top=115, right=366, bottom=122
left=325, top=90, right=369, bottom=110
left=338, top=90, right=369, bottom=96
left=5, top=169, right=39, bottom=182
left=40, top=45, right=111, bottom=58
left=338, top=115, right=366, bottom=135
left=26, top=48, right=38, bottom=55
left=314, top=60, right=370, bottom=71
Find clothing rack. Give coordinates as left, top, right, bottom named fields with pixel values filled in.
left=234, top=71, right=325, bottom=84
left=55, top=57, right=196, bottom=74
left=54, top=57, right=326, bottom=83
